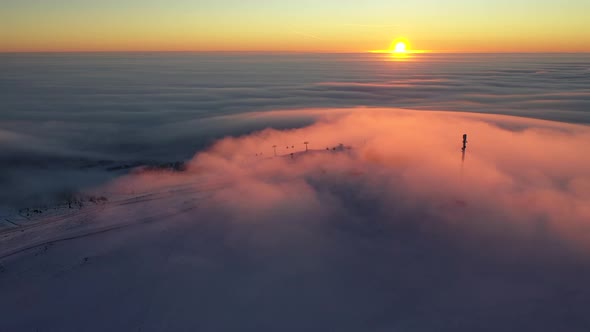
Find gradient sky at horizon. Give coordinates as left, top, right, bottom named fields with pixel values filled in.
left=1, top=0, right=589, bottom=53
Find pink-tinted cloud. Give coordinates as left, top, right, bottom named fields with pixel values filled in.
left=133, top=107, right=590, bottom=251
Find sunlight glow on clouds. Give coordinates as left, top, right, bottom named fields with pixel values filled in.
left=105, top=108, right=590, bottom=251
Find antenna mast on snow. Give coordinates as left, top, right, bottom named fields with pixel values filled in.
left=462, top=134, right=468, bottom=151
left=461, top=133, right=468, bottom=167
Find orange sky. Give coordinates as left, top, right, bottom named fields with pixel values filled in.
left=2, top=0, right=589, bottom=53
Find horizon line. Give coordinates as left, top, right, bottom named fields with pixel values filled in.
left=1, top=50, right=589, bottom=55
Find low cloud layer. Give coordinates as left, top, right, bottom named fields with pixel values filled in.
left=1, top=53, right=589, bottom=208
left=2, top=109, right=590, bottom=331
left=2, top=53, right=589, bottom=163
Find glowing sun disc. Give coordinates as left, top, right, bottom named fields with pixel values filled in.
left=393, top=42, right=407, bottom=53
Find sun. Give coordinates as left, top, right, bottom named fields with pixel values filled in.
left=393, top=41, right=407, bottom=53
left=368, top=38, right=426, bottom=58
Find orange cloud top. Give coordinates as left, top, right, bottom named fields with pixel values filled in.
left=97, top=108, right=590, bottom=251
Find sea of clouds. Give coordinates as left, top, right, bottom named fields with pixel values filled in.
left=1, top=52, right=589, bottom=208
